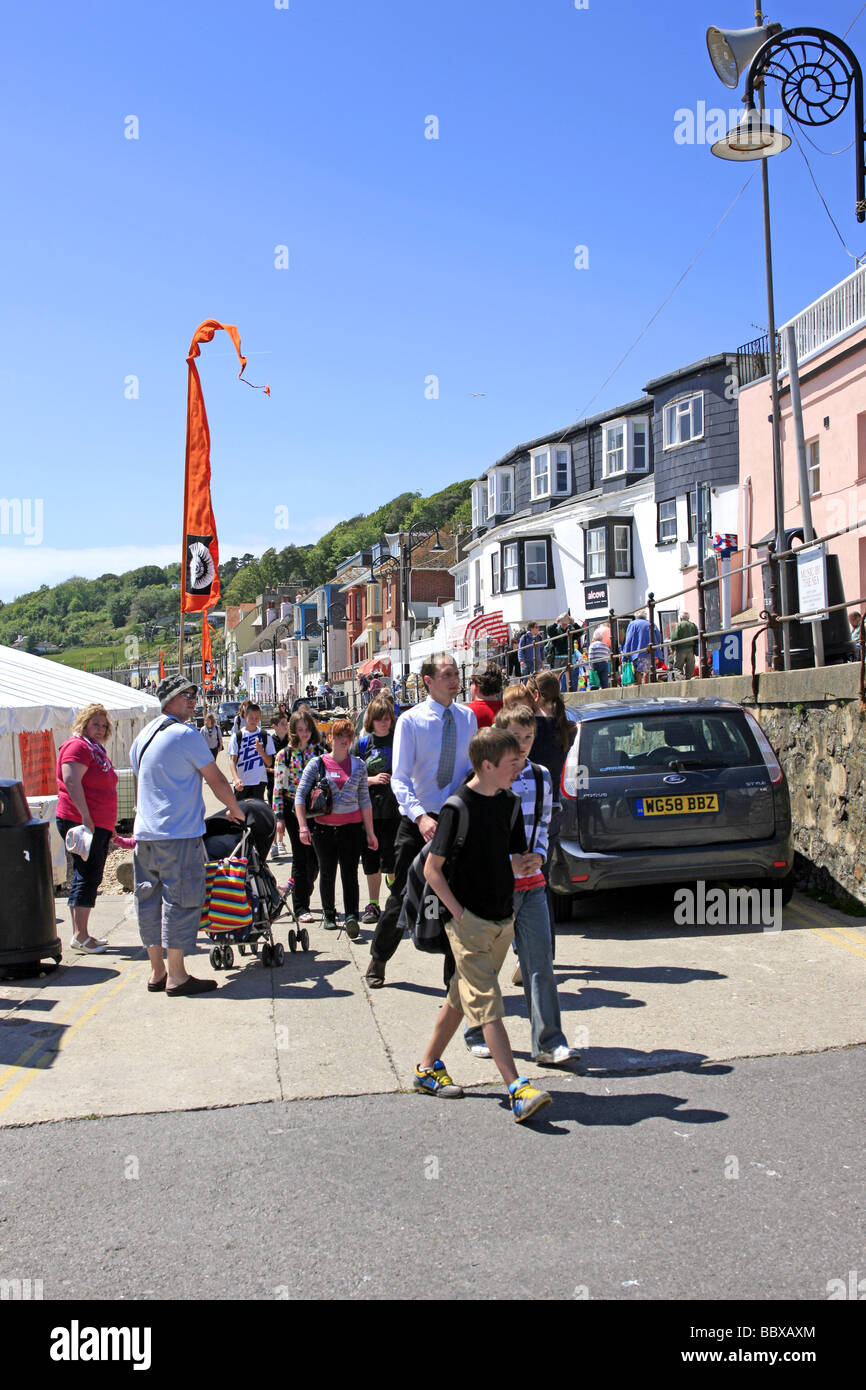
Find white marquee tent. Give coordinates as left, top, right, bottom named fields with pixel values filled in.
left=0, top=645, right=160, bottom=883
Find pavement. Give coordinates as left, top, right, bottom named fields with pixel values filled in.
left=2, top=749, right=866, bottom=1128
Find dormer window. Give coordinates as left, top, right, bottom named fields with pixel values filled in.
left=531, top=445, right=571, bottom=500
left=602, top=417, right=650, bottom=478
left=664, top=393, right=703, bottom=449
left=471, top=482, right=489, bottom=529
left=487, top=467, right=514, bottom=518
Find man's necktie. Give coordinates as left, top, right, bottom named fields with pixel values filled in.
left=436, top=706, right=456, bottom=788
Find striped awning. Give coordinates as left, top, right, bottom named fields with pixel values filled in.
left=455, top=610, right=510, bottom=649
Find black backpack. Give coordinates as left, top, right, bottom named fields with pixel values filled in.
left=397, top=790, right=523, bottom=953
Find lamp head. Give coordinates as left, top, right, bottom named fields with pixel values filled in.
left=711, top=104, right=791, bottom=161
left=431, top=529, right=445, bottom=552
left=706, top=23, right=782, bottom=87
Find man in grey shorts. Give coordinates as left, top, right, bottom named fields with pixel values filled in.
left=131, top=674, right=245, bottom=996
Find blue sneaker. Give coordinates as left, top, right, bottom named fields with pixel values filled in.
left=509, top=1076, right=552, bottom=1124
left=413, top=1060, right=464, bottom=1098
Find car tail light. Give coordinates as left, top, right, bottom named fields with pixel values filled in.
left=773, top=860, right=788, bottom=868
left=571, top=874, right=590, bottom=882
left=742, top=709, right=784, bottom=784
left=561, top=726, right=582, bottom=799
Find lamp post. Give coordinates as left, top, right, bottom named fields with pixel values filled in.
left=263, top=621, right=291, bottom=703
left=708, top=13, right=866, bottom=669
left=317, top=601, right=347, bottom=694
left=400, top=525, right=445, bottom=688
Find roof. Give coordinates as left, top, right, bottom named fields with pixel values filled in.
left=568, top=696, right=741, bottom=723
left=0, top=644, right=160, bottom=735
left=643, top=353, right=736, bottom=393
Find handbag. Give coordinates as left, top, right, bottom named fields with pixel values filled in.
left=200, top=857, right=253, bottom=934
left=621, top=658, right=636, bottom=687
left=305, top=756, right=334, bottom=819
left=588, top=667, right=601, bottom=690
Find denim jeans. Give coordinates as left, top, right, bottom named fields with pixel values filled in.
left=464, top=883, right=568, bottom=1058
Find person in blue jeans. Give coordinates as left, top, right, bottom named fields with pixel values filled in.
left=463, top=704, right=580, bottom=1067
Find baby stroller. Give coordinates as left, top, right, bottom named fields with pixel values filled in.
left=201, top=801, right=309, bottom=970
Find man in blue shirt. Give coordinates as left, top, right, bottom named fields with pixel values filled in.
left=622, top=608, right=663, bottom=686
left=366, top=654, right=477, bottom=988
left=131, top=674, right=245, bottom=997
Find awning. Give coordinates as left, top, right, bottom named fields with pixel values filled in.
left=358, top=655, right=391, bottom=676
left=460, top=610, right=510, bottom=649
left=352, top=626, right=377, bottom=649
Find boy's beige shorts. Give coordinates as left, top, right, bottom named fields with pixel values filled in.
left=444, top=908, right=515, bottom=1026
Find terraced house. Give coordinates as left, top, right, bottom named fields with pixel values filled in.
left=453, top=352, right=741, bottom=651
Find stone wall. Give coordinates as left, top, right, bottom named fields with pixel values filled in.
left=564, top=663, right=865, bottom=906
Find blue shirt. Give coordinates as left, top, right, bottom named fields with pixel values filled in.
left=622, top=618, right=662, bottom=657
left=131, top=716, right=213, bottom=840
left=391, top=696, right=478, bottom=822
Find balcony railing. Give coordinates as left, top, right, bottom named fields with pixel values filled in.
left=737, top=265, right=866, bottom=387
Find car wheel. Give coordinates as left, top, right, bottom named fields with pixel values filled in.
left=551, top=893, right=575, bottom=925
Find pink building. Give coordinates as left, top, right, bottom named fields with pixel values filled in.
left=736, top=267, right=866, bottom=669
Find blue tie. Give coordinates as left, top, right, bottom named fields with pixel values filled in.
left=437, top=706, right=456, bottom=789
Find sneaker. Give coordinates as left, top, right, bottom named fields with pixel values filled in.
left=464, top=1038, right=492, bottom=1058
left=511, top=964, right=523, bottom=986
left=509, top=1077, right=552, bottom=1124
left=344, top=916, right=360, bottom=940
left=413, top=1060, right=464, bottom=1098
left=298, top=911, right=315, bottom=924
left=360, top=903, right=380, bottom=924
left=270, top=846, right=281, bottom=861
left=534, top=1045, right=581, bottom=1066
left=322, top=914, right=339, bottom=931
left=70, top=937, right=107, bottom=954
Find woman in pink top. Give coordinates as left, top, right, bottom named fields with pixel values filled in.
left=295, top=718, right=377, bottom=939
left=55, top=703, right=120, bottom=954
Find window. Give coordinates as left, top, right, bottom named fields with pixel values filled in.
left=366, top=585, right=381, bottom=616
left=385, top=581, right=392, bottom=611
left=487, top=467, right=514, bottom=517
left=613, top=525, right=631, bottom=576
left=584, top=518, right=633, bottom=578
left=525, top=539, right=548, bottom=587
left=807, top=438, right=820, bottom=495
left=586, top=526, right=606, bottom=579
left=554, top=446, right=571, bottom=494
left=471, top=484, right=488, bottom=530
left=531, top=449, right=550, bottom=499
left=474, top=559, right=482, bottom=606
left=657, top=499, right=677, bottom=544
left=491, top=551, right=501, bottom=595
left=503, top=542, right=519, bottom=591
left=664, top=393, right=704, bottom=448
left=686, top=488, right=711, bottom=544
left=455, top=569, right=469, bottom=612
left=602, top=417, right=650, bottom=477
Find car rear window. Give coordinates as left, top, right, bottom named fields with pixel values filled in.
left=579, top=711, right=763, bottom=776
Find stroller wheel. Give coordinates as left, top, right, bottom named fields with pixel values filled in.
left=223, top=944, right=234, bottom=969
left=261, top=943, right=273, bottom=967
left=273, top=942, right=285, bottom=967
left=209, top=946, right=223, bottom=971
left=288, top=929, right=297, bottom=953
left=299, top=928, right=310, bottom=952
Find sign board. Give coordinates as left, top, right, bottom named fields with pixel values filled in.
left=712, top=630, right=743, bottom=675
left=796, top=543, right=828, bottom=617
left=584, top=583, right=608, bottom=610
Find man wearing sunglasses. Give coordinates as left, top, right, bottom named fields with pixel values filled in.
left=131, top=674, right=245, bottom=997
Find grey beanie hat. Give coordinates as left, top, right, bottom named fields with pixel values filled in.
left=158, top=673, right=196, bottom=710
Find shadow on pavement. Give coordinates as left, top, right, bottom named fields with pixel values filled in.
left=477, top=1084, right=729, bottom=1132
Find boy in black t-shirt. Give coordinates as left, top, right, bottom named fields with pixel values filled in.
left=413, top=727, right=553, bottom=1124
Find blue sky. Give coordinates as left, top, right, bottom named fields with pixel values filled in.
left=1, top=0, right=865, bottom=601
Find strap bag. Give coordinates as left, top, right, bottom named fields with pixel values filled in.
left=621, top=658, right=636, bottom=687
left=588, top=666, right=601, bottom=690
left=199, top=856, right=253, bottom=935
left=305, top=756, right=334, bottom=819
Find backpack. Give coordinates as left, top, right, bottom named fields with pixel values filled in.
left=358, top=730, right=392, bottom=778
left=397, top=791, right=522, bottom=954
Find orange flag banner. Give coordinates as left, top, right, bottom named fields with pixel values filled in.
left=201, top=615, right=214, bottom=690
left=159, top=651, right=166, bottom=680
left=181, top=319, right=270, bottom=615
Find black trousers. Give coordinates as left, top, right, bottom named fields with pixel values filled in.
left=284, top=805, right=318, bottom=915
left=312, top=821, right=365, bottom=918
left=369, top=816, right=428, bottom=965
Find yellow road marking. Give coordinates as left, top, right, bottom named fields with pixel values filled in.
left=0, top=962, right=146, bottom=1113
left=786, top=901, right=866, bottom=963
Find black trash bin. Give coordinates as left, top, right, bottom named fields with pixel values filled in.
left=0, top=779, right=62, bottom=977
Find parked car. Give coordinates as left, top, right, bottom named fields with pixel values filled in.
left=548, top=697, right=794, bottom=923
left=218, top=700, right=242, bottom=733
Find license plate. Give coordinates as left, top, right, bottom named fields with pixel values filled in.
left=635, top=793, right=720, bottom=817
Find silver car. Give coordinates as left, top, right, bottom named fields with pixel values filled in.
left=548, top=697, right=794, bottom=921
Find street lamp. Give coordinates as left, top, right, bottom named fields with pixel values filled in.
left=317, top=601, right=346, bottom=690
left=262, top=621, right=291, bottom=703
left=400, top=525, right=445, bottom=686
left=707, top=16, right=865, bottom=669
